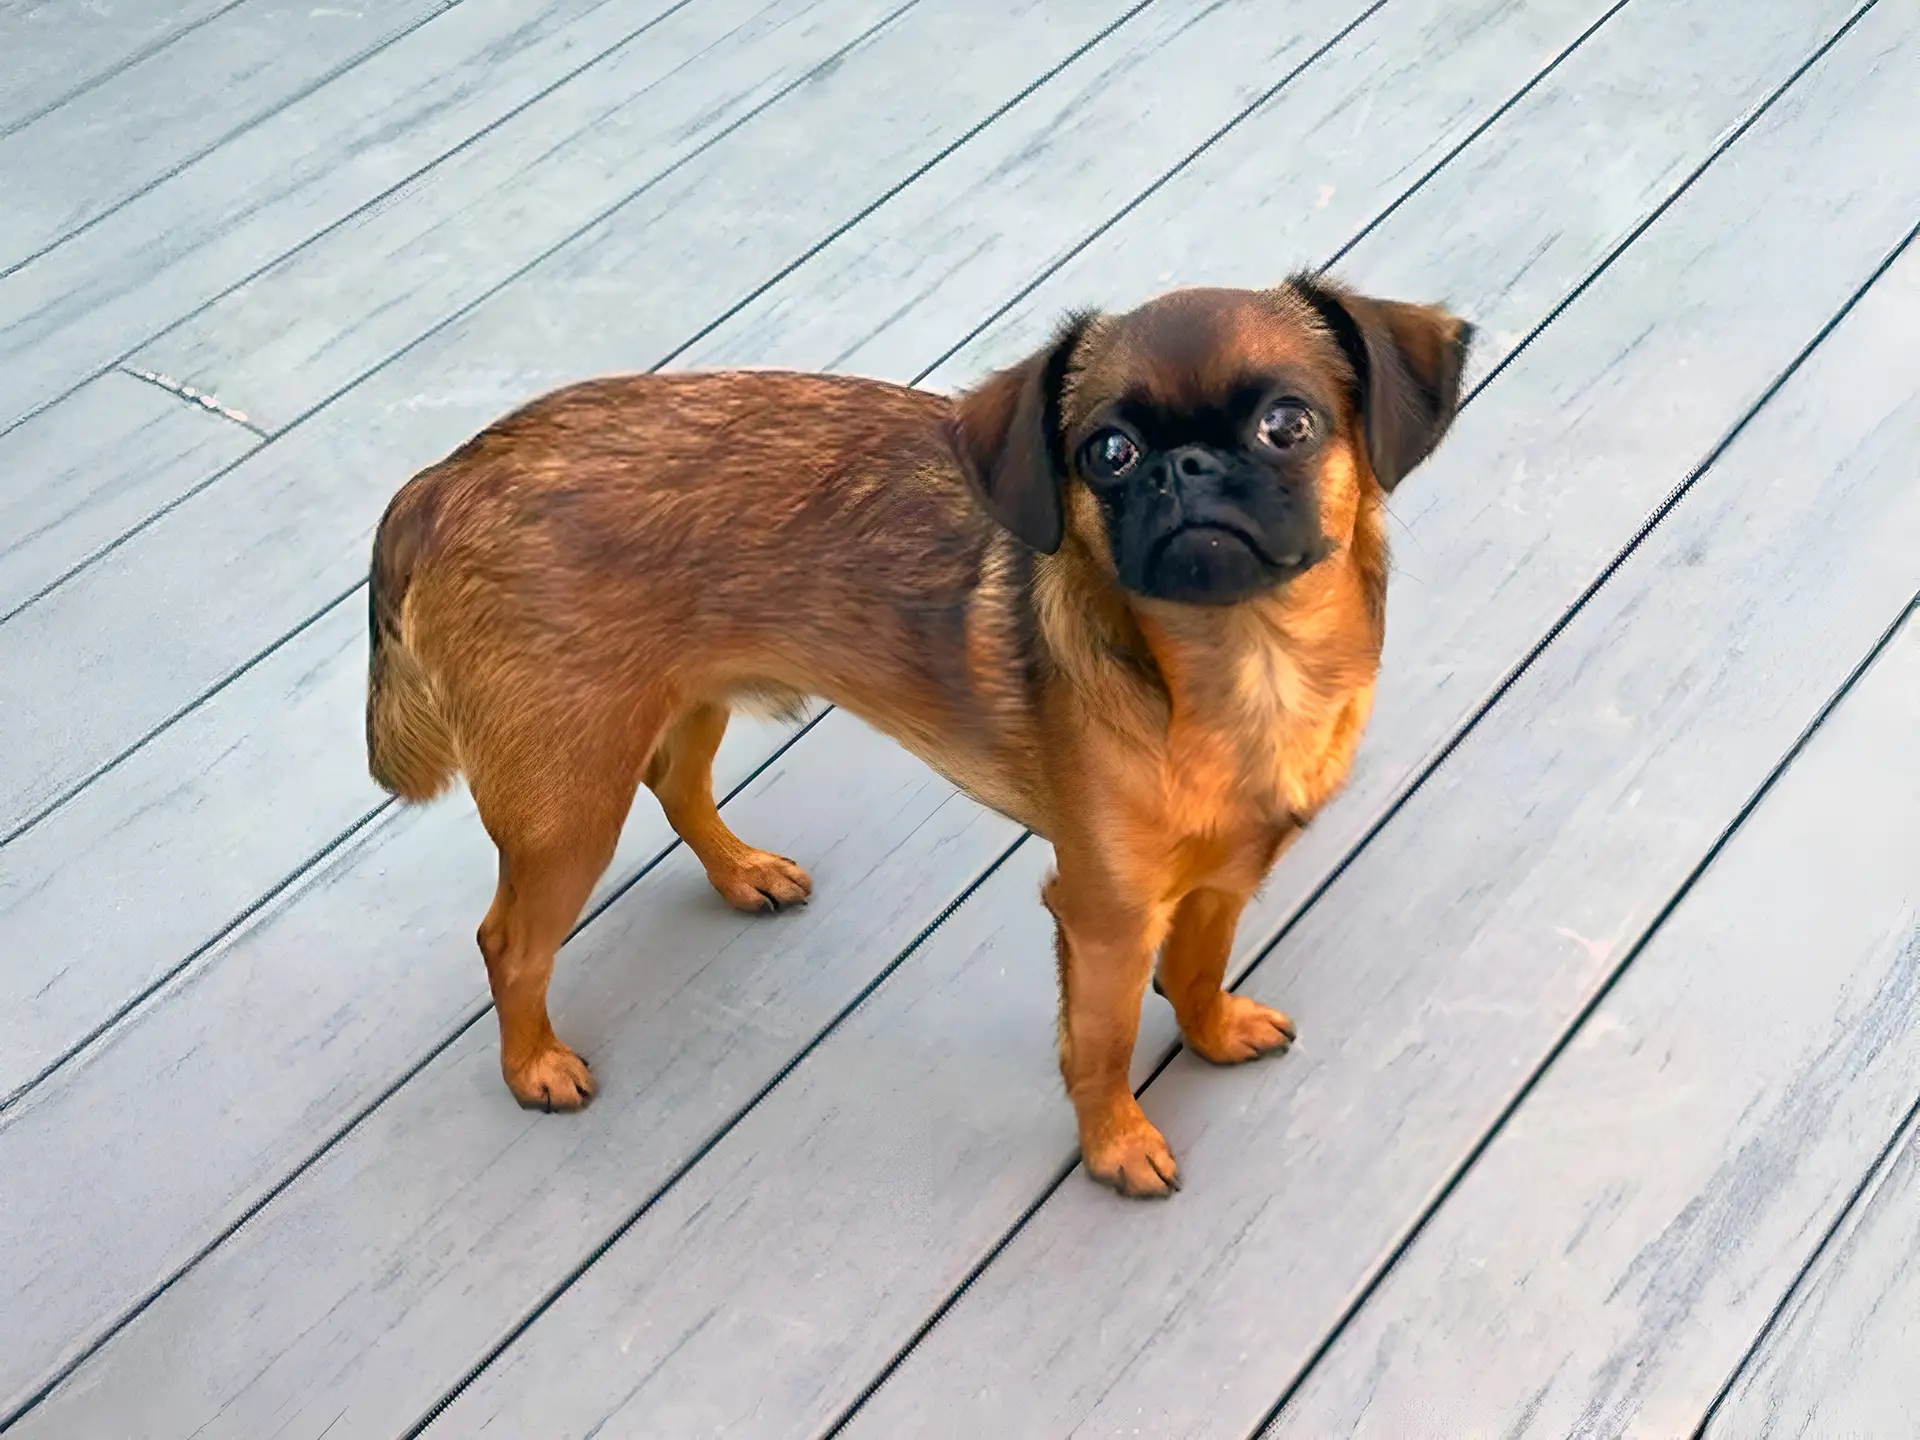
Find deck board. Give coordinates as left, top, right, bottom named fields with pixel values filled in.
left=1711, top=1074, right=1920, bottom=1437
left=0, top=368, right=256, bottom=620
left=0, top=0, right=768, bottom=432
left=2, top=0, right=1918, bottom=1433
left=0, top=0, right=456, bottom=274
left=0, top=0, right=245, bottom=134
left=1268, top=252, right=1920, bottom=1440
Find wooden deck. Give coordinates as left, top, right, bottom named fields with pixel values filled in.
left=2, top=0, right=1918, bottom=1433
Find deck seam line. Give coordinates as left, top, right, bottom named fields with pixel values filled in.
left=0, top=0, right=470, bottom=283
left=1248, top=218, right=1920, bottom=1439
left=118, top=365, right=269, bottom=437
left=0, top=0, right=704, bottom=445
left=830, top=10, right=1894, bottom=1427
left=1692, top=1063, right=1920, bottom=1438
left=0, top=0, right=256, bottom=141
left=0, top=0, right=929, bottom=617
left=0, top=707, right=831, bottom=1429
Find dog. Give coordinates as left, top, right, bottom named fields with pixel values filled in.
left=364, top=275, right=1471, bottom=1197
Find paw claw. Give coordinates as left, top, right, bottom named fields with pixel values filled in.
left=714, top=849, right=813, bottom=913
left=1083, top=1107, right=1181, bottom=1200
left=506, top=1041, right=597, bottom=1112
left=1184, top=994, right=1297, bottom=1066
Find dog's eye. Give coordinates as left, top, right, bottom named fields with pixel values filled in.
left=1260, top=401, right=1316, bottom=449
left=1081, top=429, right=1140, bottom=481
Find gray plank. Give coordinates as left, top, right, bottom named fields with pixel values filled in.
left=0, top=369, right=257, bottom=618
left=0, top=0, right=455, bottom=272
left=114, top=0, right=1160, bottom=437
left=688, top=0, right=1610, bottom=379
left=0, top=0, right=807, bottom=433
left=0, top=0, right=1144, bottom=835
left=2, top=709, right=1015, bottom=1428
left=374, top=3, right=1920, bottom=1435
left=832, top=20, right=1920, bottom=1439
left=1711, top=1091, right=1920, bottom=1437
left=1271, top=566, right=1920, bottom=1426
left=1274, top=609, right=1920, bottom=1436
left=0, top=0, right=241, bottom=134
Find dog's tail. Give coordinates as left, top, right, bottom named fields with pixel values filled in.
left=366, top=489, right=459, bottom=801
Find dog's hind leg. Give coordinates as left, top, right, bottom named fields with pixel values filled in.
left=644, top=700, right=812, bottom=914
left=469, top=709, right=646, bottom=1112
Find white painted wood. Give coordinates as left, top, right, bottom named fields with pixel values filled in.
left=0, top=0, right=1137, bottom=835
left=0, top=708, right=1012, bottom=1425
left=1711, top=1102, right=1920, bottom=1438
left=0, top=0, right=795, bottom=432
left=0, top=0, right=456, bottom=273
left=836, top=25, right=1920, bottom=1438
left=0, top=369, right=256, bottom=618
left=0, top=0, right=242, bottom=135
left=1273, top=610, right=1920, bottom=1436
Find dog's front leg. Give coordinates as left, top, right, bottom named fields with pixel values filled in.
left=1044, top=866, right=1179, bottom=1198
left=1156, top=886, right=1297, bottom=1065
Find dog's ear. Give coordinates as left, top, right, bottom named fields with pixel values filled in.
left=948, top=313, right=1094, bottom=554
left=1289, top=273, right=1474, bottom=493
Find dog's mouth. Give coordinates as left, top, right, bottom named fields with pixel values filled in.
left=1144, top=522, right=1322, bottom=599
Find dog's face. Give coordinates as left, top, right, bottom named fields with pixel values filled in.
left=950, top=277, right=1474, bottom=605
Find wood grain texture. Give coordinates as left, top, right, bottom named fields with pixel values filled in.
left=0, top=0, right=456, bottom=273
left=0, top=0, right=768, bottom=432
left=0, top=0, right=1134, bottom=837
left=1711, top=1094, right=1920, bottom=1437
left=841, top=13, right=1920, bottom=1435
left=0, top=0, right=243, bottom=134
left=691, top=0, right=1620, bottom=384
left=1268, top=283, right=1920, bottom=1434
left=7, top=711, right=1018, bottom=1433
left=0, top=368, right=256, bottom=618
left=0, top=701, right=807, bottom=1421
left=418, top=1, right=1909, bottom=1432
left=918, top=0, right=1863, bottom=395
left=115, top=0, right=925, bottom=434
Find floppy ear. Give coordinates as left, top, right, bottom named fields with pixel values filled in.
left=1289, top=273, right=1475, bottom=492
left=947, top=313, right=1094, bottom=554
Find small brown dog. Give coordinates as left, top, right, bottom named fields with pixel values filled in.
left=365, top=275, right=1470, bottom=1197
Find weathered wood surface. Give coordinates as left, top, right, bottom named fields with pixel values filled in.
left=0, top=0, right=815, bottom=432
left=1268, top=256, right=1920, bottom=1438
left=1, top=0, right=243, bottom=134
left=1711, top=1087, right=1920, bottom=1438
left=0, top=0, right=456, bottom=274
left=0, top=369, right=256, bottom=620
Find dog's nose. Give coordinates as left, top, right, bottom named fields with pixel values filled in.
left=1148, top=445, right=1222, bottom=492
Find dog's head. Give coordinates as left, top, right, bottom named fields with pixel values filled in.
left=949, top=277, right=1473, bottom=605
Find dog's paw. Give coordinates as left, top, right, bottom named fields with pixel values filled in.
left=711, top=848, right=813, bottom=913
left=1082, top=1106, right=1181, bottom=1199
left=1182, top=993, right=1297, bottom=1066
left=505, top=1041, right=597, bottom=1113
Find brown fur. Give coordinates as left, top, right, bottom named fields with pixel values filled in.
left=365, top=276, right=1471, bottom=1196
